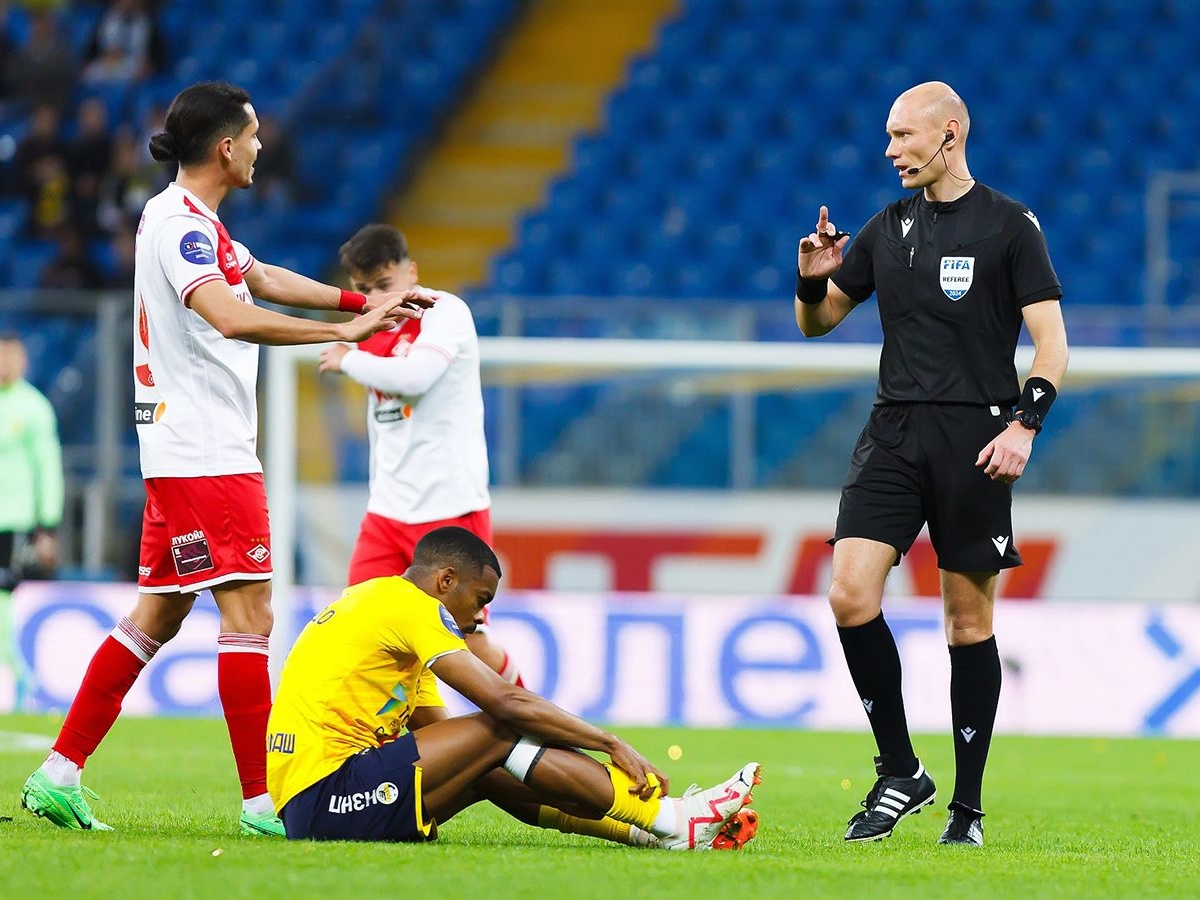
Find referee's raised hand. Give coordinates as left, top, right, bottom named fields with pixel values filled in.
left=798, top=205, right=851, bottom=278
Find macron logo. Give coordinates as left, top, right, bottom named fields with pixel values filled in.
left=862, top=699, right=874, bottom=714
left=1023, top=210, right=1042, bottom=231
left=1031, top=387, right=1045, bottom=402
left=901, top=217, right=914, bottom=238
left=991, top=535, right=1010, bottom=556
left=960, top=726, right=977, bottom=743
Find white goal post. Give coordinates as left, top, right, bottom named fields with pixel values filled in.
left=263, top=337, right=1200, bottom=679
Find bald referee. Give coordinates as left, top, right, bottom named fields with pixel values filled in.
left=794, top=81, right=1068, bottom=846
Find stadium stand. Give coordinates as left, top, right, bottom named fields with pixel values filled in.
left=489, top=0, right=1200, bottom=310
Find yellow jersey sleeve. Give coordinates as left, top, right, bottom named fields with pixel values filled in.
left=413, top=667, right=445, bottom=710
left=381, top=587, right=470, bottom=669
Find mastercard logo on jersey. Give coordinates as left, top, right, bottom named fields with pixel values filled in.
left=179, top=230, right=216, bottom=265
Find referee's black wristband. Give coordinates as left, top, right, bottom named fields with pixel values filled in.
left=1017, top=376, right=1057, bottom=422
left=796, top=270, right=828, bottom=305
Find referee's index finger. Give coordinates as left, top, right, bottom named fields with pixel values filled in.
left=817, top=205, right=829, bottom=231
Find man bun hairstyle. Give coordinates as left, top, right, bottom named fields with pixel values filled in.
left=149, top=81, right=252, bottom=167
left=339, top=223, right=410, bottom=274
left=147, top=131, right=179, bottom=162
left=412, top=526, right=502, bottom=580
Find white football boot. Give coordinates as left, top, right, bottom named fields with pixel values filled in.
left=661, top=761, right=761, bottom=851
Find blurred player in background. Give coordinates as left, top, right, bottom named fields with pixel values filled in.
left=0, top=332, right=64, bottom=709
left=794, top=82, right=1068, bottom=846
left=318, top=224, right=523, bottom=687
left=267, top=526, right=760, bottom=849
left=21, top=81, right=433, bottom=836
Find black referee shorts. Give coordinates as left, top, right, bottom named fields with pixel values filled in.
left=832, top=403, right=1024, bottom=572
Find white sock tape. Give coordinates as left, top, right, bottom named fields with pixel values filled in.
left=503, top=737, right=545, bottom=783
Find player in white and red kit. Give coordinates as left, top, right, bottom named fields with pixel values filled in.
left=20, top=82, right=433, bottom=835
left=318, top=225, right=522, bottom=686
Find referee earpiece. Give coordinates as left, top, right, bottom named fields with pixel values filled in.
left=907, top=132, right=953, bottom=176
left=905, top=129, right=974, bottom=181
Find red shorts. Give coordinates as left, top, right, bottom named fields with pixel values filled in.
left=138, top=473, right=273, bottom=594
left=347, top=509, right=493, bottom=587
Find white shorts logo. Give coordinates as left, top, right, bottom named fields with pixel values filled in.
left=940, top=256, right=975, bottom=301
left=246, top=543, right=270, bottom=563
left=375, top=782, right=399, bottom=805
left=326, top=781, right=400, bottom=814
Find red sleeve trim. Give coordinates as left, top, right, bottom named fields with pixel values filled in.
left=240, top=256, right=255, bottom=274
left=180, top=273, right=225, bottom=307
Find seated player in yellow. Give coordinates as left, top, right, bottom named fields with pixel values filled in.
left=266, top=526, right=760, bottom=849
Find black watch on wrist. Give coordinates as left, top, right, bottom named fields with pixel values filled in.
left=1013, top=409, right=1042, bottom=433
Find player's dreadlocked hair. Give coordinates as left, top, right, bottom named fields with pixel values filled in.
left=412, top=527, right=502, bottom=579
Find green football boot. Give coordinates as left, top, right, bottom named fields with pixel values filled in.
left=240, top=808, right=286, bottom=837
left=21, top=770, right=114, bottom=831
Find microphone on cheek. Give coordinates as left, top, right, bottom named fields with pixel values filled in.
left=906, top=131, right=954, bottom=175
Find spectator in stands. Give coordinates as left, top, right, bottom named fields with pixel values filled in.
left=4, top=10, right=77, bottom=113
left=11, top=104, right=65, bottom=197
left=11, top=104, right=72, bottom=236
left=252, top=115, right=298, bottom=204
left=68, top=99, right=115, bottom=236
left=96, top=130, right=158, bottom=233
left=0, top=4, right=13, bottom=110
left=0, top=331, right=64, bottom=709
left=82, top=0, right=165, bottom=85
left=102, top=225, right=136, bottom=289
left=27, top=156, right=72, bottom=237
left=38, top=226, right=105, bottom=290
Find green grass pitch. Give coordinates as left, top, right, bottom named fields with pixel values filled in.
left=1, top=714, right=1197, bottom=899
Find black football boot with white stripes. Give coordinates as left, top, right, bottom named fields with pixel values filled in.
left=938, top=801, right=984, bottom=846
left=843, top=755, right=937, bottom=842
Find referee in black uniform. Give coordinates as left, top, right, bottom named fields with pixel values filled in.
left=794, top=82, right=1069, bottom=846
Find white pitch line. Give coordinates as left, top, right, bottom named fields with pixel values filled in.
left=0, top=731, right=54, bottom=753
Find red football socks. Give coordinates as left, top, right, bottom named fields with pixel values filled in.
left=53, top=617, right=160, bottom=767
left=217, top=633, right=271, bottom=799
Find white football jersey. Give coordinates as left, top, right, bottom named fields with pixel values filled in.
left=353, top=292, right=490, bottom=523
left=133, top=183, right=261, bottom=477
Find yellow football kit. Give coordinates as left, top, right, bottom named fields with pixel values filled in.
left=266, top=576, right=468, bottom=811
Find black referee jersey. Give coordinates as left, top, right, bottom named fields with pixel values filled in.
left=831, top=183, right=1062, bottom=407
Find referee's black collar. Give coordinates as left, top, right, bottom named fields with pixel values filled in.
left=917, top=182, right=980, bottom=214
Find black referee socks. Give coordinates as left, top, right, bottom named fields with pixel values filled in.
left=949, top=635, right=1002, bottom=812
left=837, top=613, right=919, bottom=777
